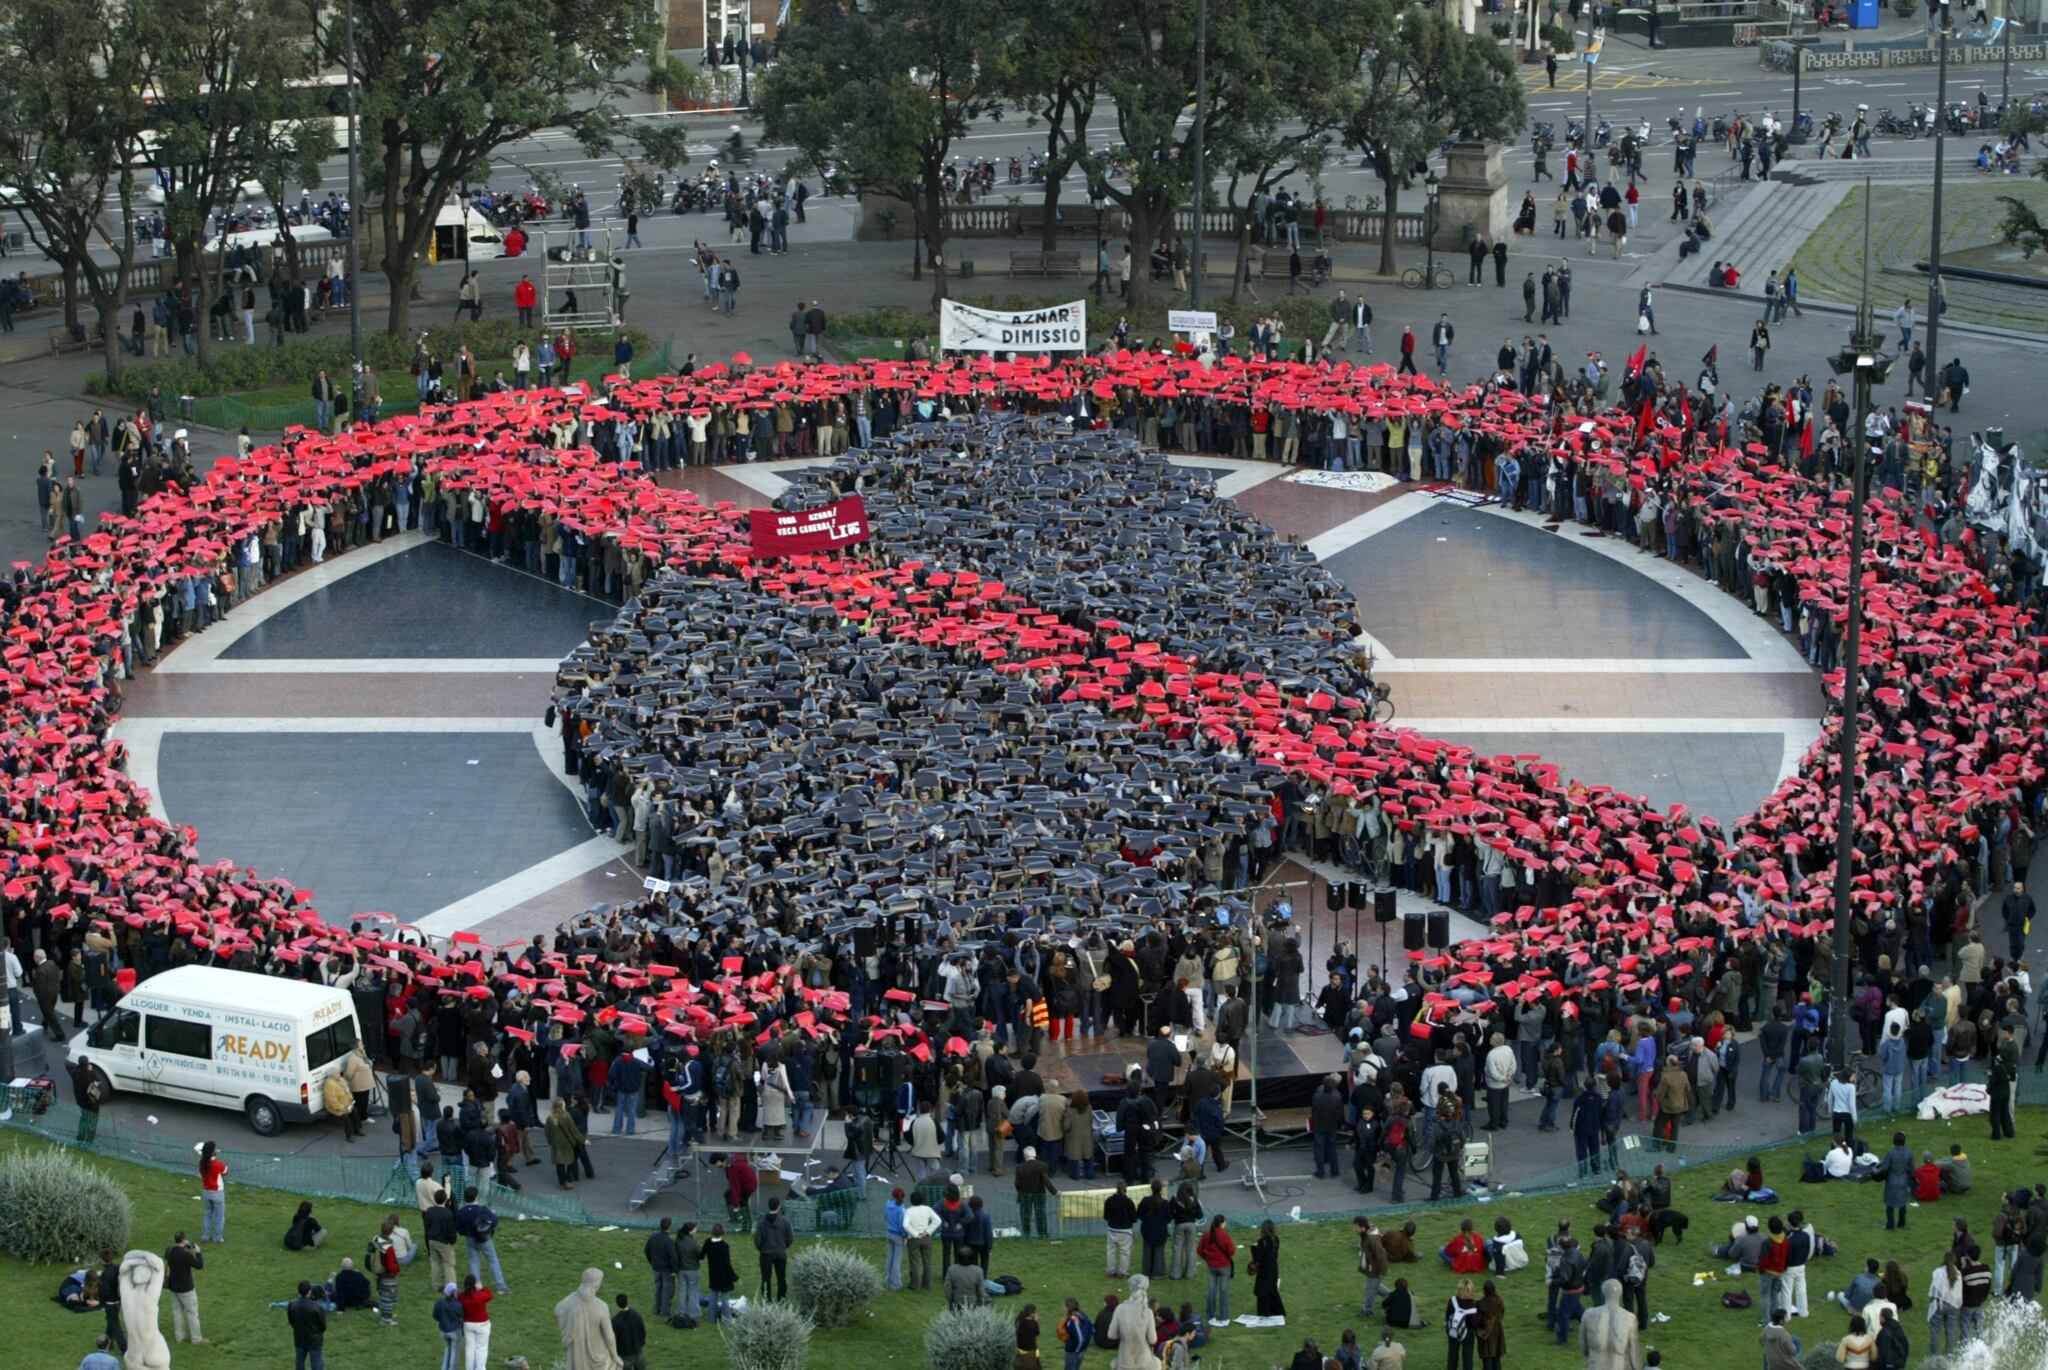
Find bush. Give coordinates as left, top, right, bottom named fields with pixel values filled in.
left=1543, top=23, right=1576, bottom=52
left=924, top=1305, right=1013, bottom=1370
left=787, top=1245, right=882, bottom=1330
left=724, top=1299, right=813, bottom=1370
left=827, top=305, right=930, bottom=341
left=0, top=1145, right=133, bottom=1264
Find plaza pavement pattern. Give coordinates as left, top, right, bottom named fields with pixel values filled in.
left=109, top=451, right=1823, bottom=963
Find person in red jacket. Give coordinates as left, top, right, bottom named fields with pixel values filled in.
left=502, top=224, right=527, bottom=259
left=1915, top=1151, right=1944, bottom=1204
left=514, top=275, right=537, bottom=329
left=1195, top=1214, right=1236, bottom=1325
left=1441, top=1219, right=1486, bottom=1275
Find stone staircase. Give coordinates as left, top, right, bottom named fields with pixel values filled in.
left=1651, top=178, right=1852, bottom=292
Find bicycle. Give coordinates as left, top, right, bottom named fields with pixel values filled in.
left=1401, top=263, right=1455, bottom=290
left=1367, top=679, right=1396, bottom=725
left=1846, top=1051, right=1884, bottom=1110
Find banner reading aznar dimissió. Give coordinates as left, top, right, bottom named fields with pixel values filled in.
left=939, top=299, right=1088, bottom=353
left=746, top=494, right=873, bottom=557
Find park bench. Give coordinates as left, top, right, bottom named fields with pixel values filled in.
left=46, top=322, right=91, bottom=356
left=1259, top=252, right=1296, bottom=281
left=1007, top=250, right=1083, bottom=278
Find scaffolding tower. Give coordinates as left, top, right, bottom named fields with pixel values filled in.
left=540, top=225, right=623, bottom=334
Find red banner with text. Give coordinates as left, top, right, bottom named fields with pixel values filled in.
left=747, top=495, right=873, bottom=557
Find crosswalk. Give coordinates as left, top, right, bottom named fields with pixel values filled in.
left=1518, top=67, right=1736, bottom=91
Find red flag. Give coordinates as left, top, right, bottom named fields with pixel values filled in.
left=1626, top=344, right=1647, bottom=377
left=1800, top=420, right=1815, bottom=459
left=1633, top=394, right=1656, bottom=442
left=1678, top=389, right=1693, bottom=438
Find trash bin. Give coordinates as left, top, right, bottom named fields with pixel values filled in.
left=1848, top=0, right=1879, bottom=28
left=1985, top=427, right=2006, bottom=450
left=178, top=394, right=195, bottom=421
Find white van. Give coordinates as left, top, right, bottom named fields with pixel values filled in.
left=69, top=965, right=363, bottom=1136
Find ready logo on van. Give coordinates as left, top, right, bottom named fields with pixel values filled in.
left=218, top=1034, right=294, bottom=1065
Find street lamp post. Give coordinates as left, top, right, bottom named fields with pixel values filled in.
left=1792, top=46, right=1804, bottom=143
left=1091, top=183, right=1107, bottom=301
left=1825, top=179, right=1893, bottom=1070
left=2002, top=12, right=2013, bottom=111
left=343, top=0, right=361, bottom=380
left=1188, top=0, right=1207, bottom=309
left=1424, top=171, right=1440, bottom=290
left=1923, top=0, right=1951, bottom=403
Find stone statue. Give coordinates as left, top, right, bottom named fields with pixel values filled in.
left=554, top=1267, right=621, bottom=1370
left=119, top=1250, right=169, bottom=1370
left=1110, top=1274, right=1160, bottom=1370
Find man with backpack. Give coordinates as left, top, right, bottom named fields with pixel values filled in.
left=1383, top=1109, right=1410, bottom=1203
left=1548, top=1235, right=1587, bottom=1344
left=455, top=1187, right=509, bottom=1294
left=1056, top=1298, right=1093, bottom=1370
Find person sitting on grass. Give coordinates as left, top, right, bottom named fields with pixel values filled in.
left=56, top=1269, right=101, bottom=1312
left=329, top=1257, right=373, bottom=1312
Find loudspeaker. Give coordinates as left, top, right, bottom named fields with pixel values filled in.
left=1402, top=912, right=1427, bottom=952
left=1327, top=880, right=1348, bottom=912
left=1351, top=882, right=1373, bottom=913
left=1426, top=910, right=1451, bottom=950
left=1374, top=888, right=1398, bottom=924
left=852, top=922, right=878, bottom=958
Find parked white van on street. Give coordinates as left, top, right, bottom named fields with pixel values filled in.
left=69, top=965, right=362, bottom=1136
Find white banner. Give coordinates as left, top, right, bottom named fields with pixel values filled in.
left=939, top=299, right=1088, bottom=353
left=1168, top=310, right=1218, bottom=335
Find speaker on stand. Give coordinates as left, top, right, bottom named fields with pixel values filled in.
left=1426, top=909, right=1451, bottom=950
left=1402, top=912, right=1427, bottom=953
left=1372, top=886, right=1397, bottom=978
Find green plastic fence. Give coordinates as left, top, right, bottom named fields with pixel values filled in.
left=12, top=1071, right=2032, bottom=1238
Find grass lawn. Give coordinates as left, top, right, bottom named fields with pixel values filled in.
left=8, top=1111, right=2044, bottom=1369
left=197, top=354, right=639, bottom=434
left=1789, top=183, right=2048, bottom=334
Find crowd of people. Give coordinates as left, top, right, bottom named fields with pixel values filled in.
left=4, top=311, right=2047, bottom=1366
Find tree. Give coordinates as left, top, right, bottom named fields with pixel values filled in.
left=0, top=0, right=152, bottom=380
left=316, top=0, right=691, bottom=337
left=1342, top=1, right=1527, bottom=277
left=1002, top=0, right=1102, bottom=254
left=136, top=0, right=332, bottom=368
left=759, top=0, right=1013, bottom=311
left=1082, top=0, right=1375, bottom=315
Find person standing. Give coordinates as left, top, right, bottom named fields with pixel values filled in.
left=904, top=1193, right=939, bottom=1291
left=1431, top=315, right=1455, bottom=375
left=1199, top=1215, right=1237, bottom=1325
left=288, top=1280, right=328, bottom=1370
left=1103, top=1182, right=1137, bottom=1278
left=456, top=1187, right=509, bottom=1294
left=612, top=1293, right=647, bottom=1370
left=1356, top=1216, right=1389, bottom=1320
left=68, top=1054, right=100, bottom=1144
left=455, top=1276, right=493, bottom=1370
left=703, top=1223, right=738, bottom=1322
left=753, top=1196, right=794, bottom=1300
left=164, top=1231, right=206, bottom=1346
left=1878, top=1131, right=1915, bottom=1230
left=645, top=1216, right=681, bottom=1319
left=432, top=1283, right=464, bottom=1370
left=197, top=1141, right=227, bottom=1242
left=1251, top=1219, right=1285, bottom=1321
left=546, top=1097, right=585, bottom=1188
